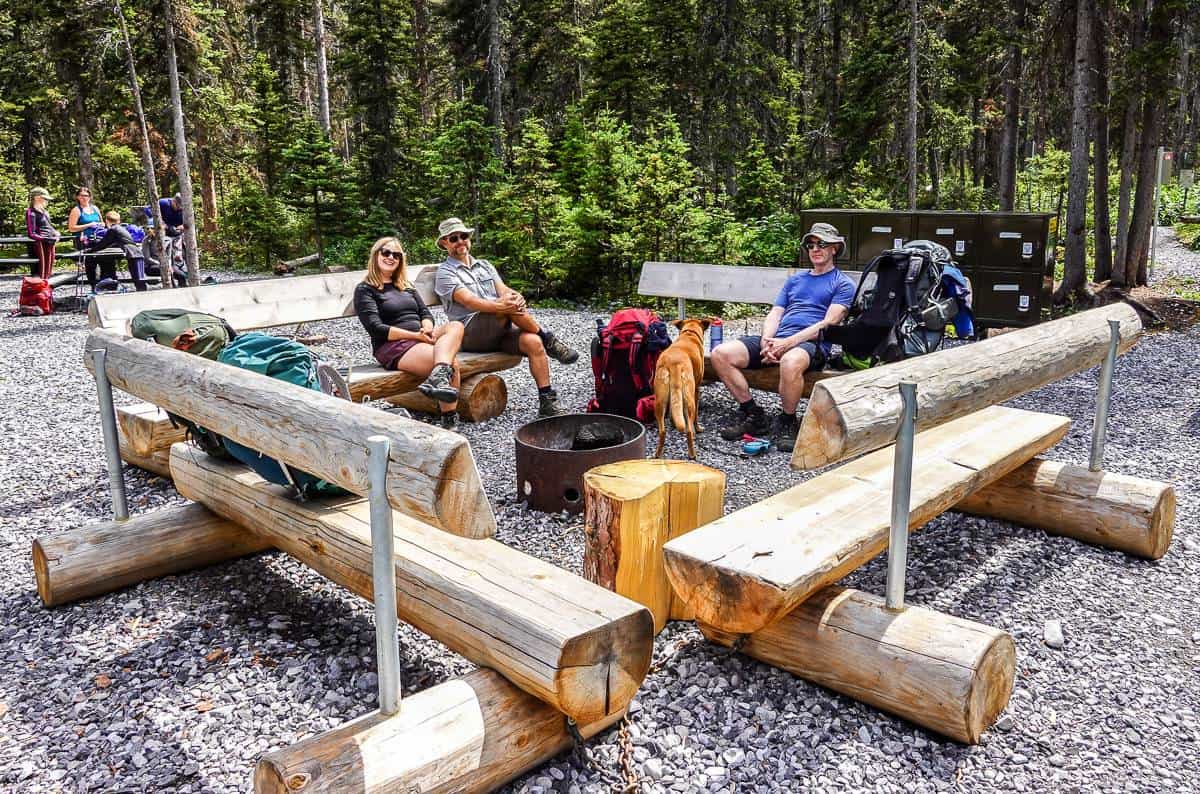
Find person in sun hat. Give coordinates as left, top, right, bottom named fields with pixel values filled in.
left=709, top=221, right=856, bottom=453
left=26, top=187, right=60, bottom=279
left=433, top=216, right=579, bottom=417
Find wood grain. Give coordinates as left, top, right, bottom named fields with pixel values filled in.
left=385, top=373, right=509, bottom=422
left=171, top=445, right=653, bottom=723
left=792, top=302, right=1141, bottom=470
left=84, top=329, right=495, bottom=539
left=701, top=587, right=1015, bottom=744
left=32, top=503, right=272, bottom=607
left=117, top=402, right=186, bottom=457
left=663, top=406, right=1071, bottom=634
left=349, top=353, right=522, bottom=402
left=957, top=457, right=1174, bottom=559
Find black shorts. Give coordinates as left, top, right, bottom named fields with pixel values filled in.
left=739, top=335, right=826, bottom=371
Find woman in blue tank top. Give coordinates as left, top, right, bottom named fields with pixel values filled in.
left=67, top=186, right=103, bottom=249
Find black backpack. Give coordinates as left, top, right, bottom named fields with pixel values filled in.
left=823, top=244, right=958, bottom=366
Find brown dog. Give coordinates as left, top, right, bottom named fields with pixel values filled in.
left=654, top=318, right=711, bottom=459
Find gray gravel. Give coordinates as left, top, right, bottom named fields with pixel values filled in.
left=1, top=255, right=1198, bottom=793
left=1150, top=226, right=1200, bottom=283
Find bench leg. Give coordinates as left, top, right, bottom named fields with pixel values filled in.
left=385, top=373, right=508, bottom=422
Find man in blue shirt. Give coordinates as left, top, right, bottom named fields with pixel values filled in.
left=711, top=222, right=856, bottom=452
left=158, top=193, right=184, bottom=237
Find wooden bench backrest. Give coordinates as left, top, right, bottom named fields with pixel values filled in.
left=89, top=265, right=441, bottom=333
left=638, top=261, right=861, bottom=305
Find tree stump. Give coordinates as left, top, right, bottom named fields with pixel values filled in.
left=583, top=459, right=725, bottom=635
left=386, top=373, right=508, bottom=422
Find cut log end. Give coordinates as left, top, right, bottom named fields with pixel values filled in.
left=386, top=373, right=508, bottom=422
left=557, top=608, right=654, bottom=724
left=31, top=540, right=51, bottom=606
left=965, top=633, right=1017, bottom=744
left=791, top=383, right=845, bottom=470
left=662, top=554, right=786, bottom=635
left=433, top=439, right=495, bottom=540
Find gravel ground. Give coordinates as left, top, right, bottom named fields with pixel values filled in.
left=1, top=251, right=1198, bottom=793
left=1151, top=227, right=1200, bottom=283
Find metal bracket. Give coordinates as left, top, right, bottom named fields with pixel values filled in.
left=91, top=349, right=129, bottom=521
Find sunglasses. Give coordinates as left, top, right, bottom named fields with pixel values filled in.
left=444, top=233, right=470, bottom=244
left=803, top=240, right=834, bottom=251
left=379, top=249, right=403, bottom=260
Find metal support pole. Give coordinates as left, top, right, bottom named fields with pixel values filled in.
left=677, top=296, right=686, bottom=322
left=1089, top=319, right=1121, bottom=472
left=368, top=435, right=402, bottom=715
left=885, top=382, right=918, bottom=611
left=91, top=349, right=129, bottom=521
left=1150, top=147, right=1164, bottom=279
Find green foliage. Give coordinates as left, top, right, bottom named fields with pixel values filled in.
left=281, top=119, right=360, bottom=253
left=92, top=142, right=143, bottom=212
left=217, top=178, right=299, bottom=270
left=1176, top=224, right=1200, bottom=251
left=0, top=158, right=29, bottom=236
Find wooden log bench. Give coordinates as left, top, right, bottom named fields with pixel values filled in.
left=88, top=267, right=526, bottom=476
left=638, top=261, right=861, bottom=396
left=663, top=405, right=1071, bottom=635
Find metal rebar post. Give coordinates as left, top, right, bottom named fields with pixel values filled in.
left=1150, top=147, right=1164, bottom=280
left=367, top=435, right=401, bottom=715
left=1089, top=319, right=1122, bottom=472
left=677, top=296, right=686, bottom=322
left=885, top=382, right=918, bottom=611
left=91, top=349, right=129, bottom=521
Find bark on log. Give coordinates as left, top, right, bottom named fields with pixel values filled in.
left=118, top=402, right=186, bottom=457
left=255, top=669, right=623, bottom=794
left=664, top=406, right=1070, bottom=634
left=583, top=460, right=725, bottom=634
left=701, top=587, right=1015, bottom=744
left=350, top=353, right=521, bottom=402
left=386, top=373, right=508, bottom=422
left=171, top=445, right=652, bottom=723
left=957, top=458, right=1174, bottom=559
left=792, top=303, right=1141, bottom=470
left=32, top=503, right=271, bottom=607
left=84, top=330, right=495, bottom=539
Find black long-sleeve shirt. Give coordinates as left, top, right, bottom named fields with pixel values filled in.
left=85, top=224, right=141, bottom=260
left=354, top=281, right=434, bottom=351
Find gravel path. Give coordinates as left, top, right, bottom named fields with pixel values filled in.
left=1150, top=227, right=1200, bottom=283
left=1, top=257, right=1198, bottom=793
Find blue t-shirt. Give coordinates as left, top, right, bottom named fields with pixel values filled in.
left=158, top=197, right=184, bottom=231
left=774, top=268, right=857, bottom=345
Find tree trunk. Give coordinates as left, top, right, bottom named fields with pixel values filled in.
left=971, top=98, right=982, bottom=186
left=906, top=0, right=919, bottom=209
left=1174, top=23, right=1191, bottom=156
left=113, top=0, right=168, bottom=283
left=313, top=0, right=332, bottom=135
left=997, top=0, right=1027, bottom=210
left=163, top=0, right=201, bottom=286
left=1092, top=6, right=1114, bottom=282
left=1127, top=98, right=1162, bottom=286
left=71, top=90, right=95, bottom=190
left=1055, top=0, right=1093, bottom=304
left=485, top=0, right=504, bottom=157
left=195, top=122, right=218, bottom=236
left=1114, top=0, right=1147, bottom=284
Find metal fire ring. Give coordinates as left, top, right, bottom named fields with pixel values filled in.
left=514, top=413, right=646, bottom=514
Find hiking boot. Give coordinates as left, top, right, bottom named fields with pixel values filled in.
left=771, top=412, right=800, bottom=454
left=439, top=411, right=459, bottom=430
left=538, top=391, right=566, bottom=417
left=542, top=333, right=579, bottom=365
left=418, top=363, right=458, bottom=404
left=718, top=406, right=770, bottom=441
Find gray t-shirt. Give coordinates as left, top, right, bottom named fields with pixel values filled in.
left=434, top=256, right=501, bottom=324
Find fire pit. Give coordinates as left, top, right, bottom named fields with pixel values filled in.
left=514, top=413, right=646, bottom=514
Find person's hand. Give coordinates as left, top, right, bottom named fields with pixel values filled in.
left=419, top=329, right=435, bottom=343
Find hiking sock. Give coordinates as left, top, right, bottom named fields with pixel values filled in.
left=537, top=328, right=551, bottom=343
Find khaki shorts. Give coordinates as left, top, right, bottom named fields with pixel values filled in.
left=462, top=313, right=523, bottom=355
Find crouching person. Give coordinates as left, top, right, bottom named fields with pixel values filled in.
left=710, top=222, right=856, bottom=453
left=354, top=237, right=464, bottom=428
left=85, top=211, right=148, bottom=291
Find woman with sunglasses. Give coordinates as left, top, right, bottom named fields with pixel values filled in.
left=354, top=237, right=466, bottom=426
left=66, top=186, right=104, bottom=249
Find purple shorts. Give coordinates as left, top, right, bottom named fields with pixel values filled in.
left=374, top=339, right=420, bottom=369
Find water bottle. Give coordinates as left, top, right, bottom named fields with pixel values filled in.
left=595, top=317, right=606, bottom=339
left=709, top=318, right=724, bottom=351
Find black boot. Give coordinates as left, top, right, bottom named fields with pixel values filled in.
left=771, top=412, right=799, bottom=453
left=542, top=332, right=580, bottom=364
left=718, top=404, right=769, bottom=441
left=418, top=363, right=459, bottom=403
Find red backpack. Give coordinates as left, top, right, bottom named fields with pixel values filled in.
left=18, top=277, right=53, bottom=316
left=586, top=308, right=671, bottom=420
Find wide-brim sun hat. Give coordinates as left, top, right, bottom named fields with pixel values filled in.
left=803, top=221, right=844, bottom=254
left=437, top=217, right=475, bottom=242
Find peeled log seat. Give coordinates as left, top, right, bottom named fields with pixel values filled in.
left=348, top=352, right=522, bottom=402
left=32, top=503, right=272, bottom=607
left=84, top=329, right=494, bottom=538
left=792, top=302, right=1141, bottom=470
left=957, top=457, right=1175, bottom=559
left=663, top=406, right=1071, bottom=635
left=170, top=444, right=653, bottom=723
left=255, top=668, right=624, bottom=794
left=386, top=373, right=508, bottom=422
left=700, top=356, right=841, bottom=396
left=119, top=436, right=172, bottom=478
left=700, top=587, right=1016, bottom=744
left=117, top=402, right=186, bottom=457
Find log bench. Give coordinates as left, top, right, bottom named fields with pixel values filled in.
left=88, top=266, right=526, bottom=477
left=638, top=261, right=860, bottom=396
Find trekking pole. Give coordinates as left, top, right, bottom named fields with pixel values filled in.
left=367, top=435, right=402, bottom=715
left=885, top=381, right=918, bottom=611
left=1089, top=319, right=1121, bottom=472
left=90, top=349, right=129, bottom=521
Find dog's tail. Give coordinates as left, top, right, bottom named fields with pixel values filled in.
left=670, top=365, right=694, bottom=432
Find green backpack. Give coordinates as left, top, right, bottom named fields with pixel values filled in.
left=129, top=308, right=236, bottom=360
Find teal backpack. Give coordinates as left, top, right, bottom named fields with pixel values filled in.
left=217, top=333, right=349, bottom=499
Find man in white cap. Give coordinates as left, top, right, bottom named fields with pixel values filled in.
left=710, top=221, right=856, bottom=452
left=433, top=217, right=579, bottom=417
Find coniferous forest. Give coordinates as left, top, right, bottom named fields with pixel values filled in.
left=1, top=0, right=1196, bottom=300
